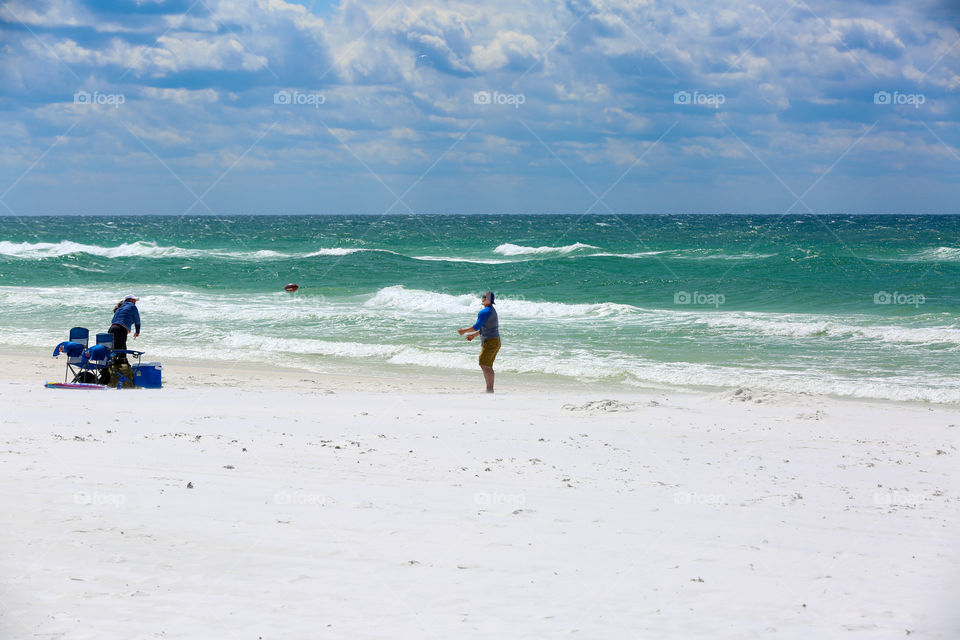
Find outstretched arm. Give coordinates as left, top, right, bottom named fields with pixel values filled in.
left=457, top=327, right=480, bottom=340
left=458, top=306, right=490, bottom=338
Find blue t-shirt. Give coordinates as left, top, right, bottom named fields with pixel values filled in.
left=111, top=302, right=141, bottom=333
left=472, top=305, right=499, bottom=340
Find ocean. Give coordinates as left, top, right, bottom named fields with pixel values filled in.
left=2, top=214, right=958, bottom=402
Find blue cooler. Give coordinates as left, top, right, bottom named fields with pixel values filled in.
left=133, top=362, right=162, bottom=389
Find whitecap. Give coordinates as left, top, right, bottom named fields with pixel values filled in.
left=363, top=285, right=639, bottom=318
left=411, top=256, right=514, bottom=264
left=493, top=242, right=599, bottom=256
left=868, top=247, right=960, bottom=263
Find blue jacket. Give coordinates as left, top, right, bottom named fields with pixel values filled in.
left=111, top=302, right=141, bottom=333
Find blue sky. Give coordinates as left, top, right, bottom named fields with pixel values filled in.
left=0, top=0, right=957, bottom=214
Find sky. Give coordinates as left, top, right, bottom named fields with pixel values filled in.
left=0, top=0, right=958, bottom=215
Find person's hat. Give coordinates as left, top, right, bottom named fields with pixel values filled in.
left=484, top=291, right=495, bottom=304
left=124, top=294, right=139, bottom=301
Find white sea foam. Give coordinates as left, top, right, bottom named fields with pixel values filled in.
left=494, top=242, right=598, bottom=256
left=575, top=249, right=775, bottom=260
left=584, top=251, right=670, bottom=258
left=615, top=360, right=960, bottom=404
left=0, top=240, right=203, bottom=259
left=302, top=247, right=399, bottom=257
left=684, top=252, right=776, bottom=260
left=0, top=241, right=402, bottom=261
left=700, top=313, right=960, bottom=346
left=921, top=247, right=960, bottom=261
left=363, top=286, right=639, bottom=318
left=869, top=246, right=960, bottom=263
left=221, top=334, right=404, bottom=358
left=411, top=256, right=514, bottom=264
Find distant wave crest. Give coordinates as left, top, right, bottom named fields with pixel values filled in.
left=494, top=242, right=598, bottom=256
left=364, top=285, right=638, bottom=318
left=0, top=241, right=398, bottom=261
left=701, top=313, right=960, bottom=346
left=0, top=240, right=203, bottom=259
left=582, top=250, right=775, bottom=260
left=869, top=246, right=960, bottom=263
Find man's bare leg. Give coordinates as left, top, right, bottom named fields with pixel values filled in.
left=480, top=365, right=494, bottom=393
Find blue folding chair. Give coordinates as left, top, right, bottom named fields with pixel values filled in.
left=62, top=327, right=89, bottom=382
left=69, top=327, right=89, bottom=346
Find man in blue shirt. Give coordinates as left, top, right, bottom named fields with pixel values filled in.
left=458, top=291, right=500, bottom=393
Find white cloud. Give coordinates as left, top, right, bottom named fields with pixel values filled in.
left=0, top=0, right=89, bottom=28
left=124, top=123, right=190, bottom=146
left=469, top=30, right=540, bottom=72
left=390, top=127, right=423, bottom=141
left=34, top=34, right=269, bottom=75
left=555, top=82, right=612, bottom=103
left=140, top=87, right=221, bottom=104
left=154, top=34, right=269, bottom=73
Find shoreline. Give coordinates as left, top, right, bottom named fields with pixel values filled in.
left=16, top=342, right=956, bottom=411
left=21, top=343, right=672, bottom=396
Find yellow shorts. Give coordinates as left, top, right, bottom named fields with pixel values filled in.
left=478, top=337, right=501, bottom=367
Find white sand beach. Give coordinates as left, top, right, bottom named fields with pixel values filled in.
left=1, top=348, right=958, bottom=639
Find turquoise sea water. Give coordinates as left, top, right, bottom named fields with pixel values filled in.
left=2, top=214, right=959, bottom=402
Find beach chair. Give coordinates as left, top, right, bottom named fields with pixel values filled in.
left=69, top=327, right=89, bottom=347
left=96, top=332, right=114, bottom=351
left=73, top=344, right=112, bottom=384
left=63, top=327, right=89, bottom=382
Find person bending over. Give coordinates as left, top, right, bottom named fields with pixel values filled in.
left=109, top=294, right=141, bottom=364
